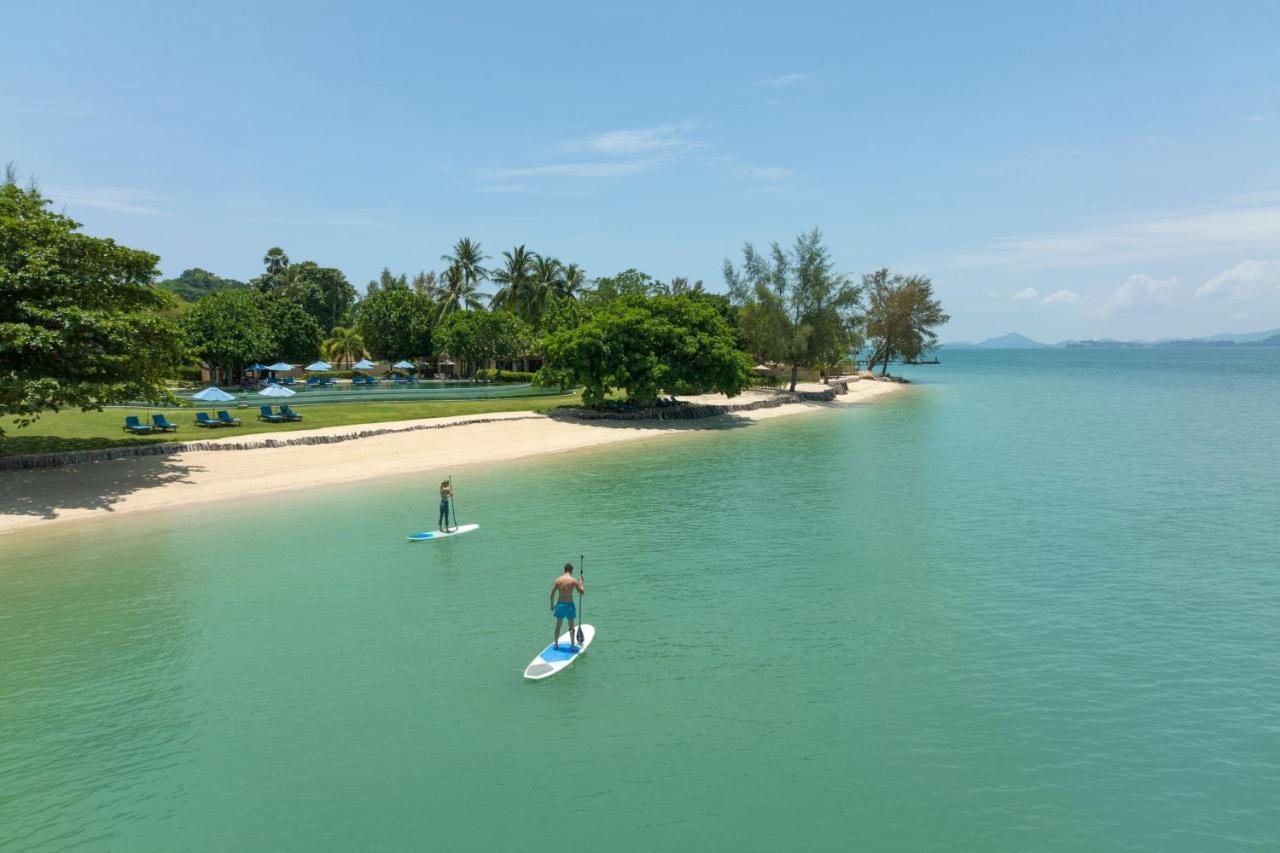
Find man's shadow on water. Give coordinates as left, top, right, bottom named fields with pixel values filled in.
left=0, top=457, right=202, bottom=519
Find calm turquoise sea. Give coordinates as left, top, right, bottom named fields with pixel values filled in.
left=1, top=348, right=1277, bottom=851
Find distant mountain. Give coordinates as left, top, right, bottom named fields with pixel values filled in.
left=157, top=268, right=248, bottom=302
left=944, top=332, right=1048, bottom=349
left=1187, top=328, right=1280, bottom=344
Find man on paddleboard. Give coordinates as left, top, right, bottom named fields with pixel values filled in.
left=550, top=563, right=585, bottom=651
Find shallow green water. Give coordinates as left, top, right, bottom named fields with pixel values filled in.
left=2, top=349, right=1278, bottom=851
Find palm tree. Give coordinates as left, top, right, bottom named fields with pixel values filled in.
left=435, top=262, right=488, bottom=323
left=669, top=276, right=705, bottom=294
left=263, top=247, right=290, bottom=275
left=441, top=237, right=488, bottom=291
left=559, top=263, right=587, bottom=300
left=490, top=245, right=537, bottom=321
left=528, top=254, right=564, bottom=320
left=322, top=326, right=367, bottom=369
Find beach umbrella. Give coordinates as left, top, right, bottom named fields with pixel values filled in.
left=192, top=386, right=235, bottom=402
left=259, top=384, right=296, bottom=397
left=266, top=362, right=294, bottom=372
left=305, top=360, right=332, bottom=371
left=351, top=358, right=376, bottom=370
left=246, top=363, right=267, bottom=371
left=392, top=360, right=414, bottom=369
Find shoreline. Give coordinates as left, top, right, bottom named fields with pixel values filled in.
left=0, top=382, right=904, bottom=537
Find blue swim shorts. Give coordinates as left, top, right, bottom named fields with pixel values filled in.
left=554, top=601, right=576, bottom=620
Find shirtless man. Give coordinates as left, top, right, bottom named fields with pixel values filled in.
left=549, top=563, right=585, bottom=651
left=438, top=479, right=453, bottom=532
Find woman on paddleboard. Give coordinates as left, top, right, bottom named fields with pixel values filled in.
left=438, top=479, right=453, bottom=532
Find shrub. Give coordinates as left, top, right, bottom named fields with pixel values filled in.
left=475, top=369, right=536, bottom=383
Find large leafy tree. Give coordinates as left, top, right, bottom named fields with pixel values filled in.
left=252, top=256, right=356, bottom=331
left=0, top=176, right=188, bottom=431
left=538, top=294, right=751, bottom=408
left=436, top=309, right=531, bottom=378
left=157, top=268, right=247, bottom=302
left=586, top=268, right=665, bottom=304
left=259, top=292, right=322, bottom=363
left=355, top=285, right=435, bottom=362
left=723, top=228, right=863, bottom=390
left=321, top=326, right=367, bottom=368
left=863, top=270, right=949, bottom=374
left=184, top=290, right=275, bottom=384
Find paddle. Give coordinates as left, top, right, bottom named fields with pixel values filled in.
left=447, top=475, right=457, bottom=532
left=576, top=554, right=585, bottom=644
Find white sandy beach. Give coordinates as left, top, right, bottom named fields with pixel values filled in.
left=0, top=382, right=902, bottom=535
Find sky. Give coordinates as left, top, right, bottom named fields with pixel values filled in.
left=4, top=0, right=1280, bottom=343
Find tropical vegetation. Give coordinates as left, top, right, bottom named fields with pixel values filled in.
left=2, top=169, right=949, bottom=442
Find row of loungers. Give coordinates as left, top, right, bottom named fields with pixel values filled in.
left=123, top=406, right=302, bottom=435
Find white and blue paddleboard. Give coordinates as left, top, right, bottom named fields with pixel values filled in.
left=524, top=624, right=595, bottom=680
left=406, top=523, right=479, bottom=542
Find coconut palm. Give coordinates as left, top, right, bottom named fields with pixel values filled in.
left=435, top=262, right=489, bottom=323
left=669, top=276, right=705, bottom=294
left=490, top=245, right=538, bottom=321
left=559, top=263, right=587, bottom=300
left=441, top=237, right=488, bottom=290
left=322, top=326, right=367, bottom=368
left=263, top=247, right=290, bottom=275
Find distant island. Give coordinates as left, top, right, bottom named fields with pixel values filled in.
left=944, top=329, right=1280, bottom=349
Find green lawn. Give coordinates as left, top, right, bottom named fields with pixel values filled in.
left=0, top=393, right=581, bottom=458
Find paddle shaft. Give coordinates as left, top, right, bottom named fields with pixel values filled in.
left=576, top=555, right=585, bottom=643
left=448, top=475, right=457, bottom=531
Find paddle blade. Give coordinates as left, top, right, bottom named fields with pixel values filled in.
left=575, top=624, right=584, bottom=643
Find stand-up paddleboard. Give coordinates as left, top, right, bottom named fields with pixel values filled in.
left=406, top=523, right=479, bottom=542
left=524, top=624, right=594, bottom=680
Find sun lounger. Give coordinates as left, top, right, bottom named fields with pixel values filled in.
left=194, top=412, right=222, bottom=428
left=123, top=415, right=153, bottom=434
left=258, top=405, right=286, bottom=423
left=279, top=405, right=303, bottom=422
left=151, top=413, right=179, bottom=432
left=217, top=410, right=241, bottom=426
left=283, top=376, right=295, bottom=385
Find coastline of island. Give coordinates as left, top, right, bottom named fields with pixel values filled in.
left=0, top=380, right=904, bottom=537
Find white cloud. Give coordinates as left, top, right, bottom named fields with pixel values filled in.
left=756, top=72, right=810, bottom=88
left=565, top=121, right=700, bottom=157
left=1195, top=259, right=1280, bottom=299
left=1011, top=287, right=1040, bottom=300
left=492, top=160, right=653, bottom=179
left=1043, top=289, right=1085, bottom=305
left=735, top=165, right=795, bottom=181
left=947, top=202, right=1280, bottom=271
left=1104, top=273, right=1177, bottom=314
left=1231, top=190, right=1280, bottom=206
left=48, top=186, right=164, bottom=215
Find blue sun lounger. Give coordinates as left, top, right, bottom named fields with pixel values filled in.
left=123, top=415, right=152, bottom=434
left=279, top=405, right=303, bottom=422
left=194, top=412, right=222, bottom=428
left=151, top=413, right=179, bottom=432
left=258, top=405, right=286, bottom=423
left=217, top=410, right=241, bottom=426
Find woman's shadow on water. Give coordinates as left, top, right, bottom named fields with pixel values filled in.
left=0, top=457, right=202, bottom=519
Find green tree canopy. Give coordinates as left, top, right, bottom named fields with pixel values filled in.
left=586, top=268, right=665, bottom=304
left=436, top=309, right=531, bottom=377
left=157, top=268, right=247, bottom=302
left=0, top=176, right=188, bottom=431
left=538, top=294, right=751, bottom=408
left=183, top=290, right=274, bottom=384
left=723, top=228, right=863, bottom=390
left=322, top=326, right=367, bottom=368
left=252, top=256, right=356, bottom=331
left=863, top=270, right=949, bottom=374
left=355, top=286, right=435, bottom=362
left=259, top=291, right=323, bottom=363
